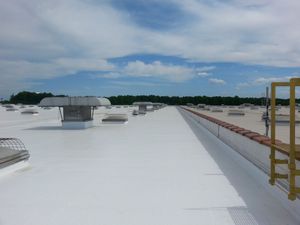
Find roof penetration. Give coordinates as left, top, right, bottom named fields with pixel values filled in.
left=39, top=97, right=111, bottom=107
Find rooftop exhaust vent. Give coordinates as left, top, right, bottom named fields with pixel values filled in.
left=3, top=104, right=15, bottom=109
left=0, top=138, right=30, bottom=169
left=6, top=107, right=18, bottom=112
left=197, top=104, right=206, bottom=109
left=39, top=97, right=111, bottom=129
left=250, top=106, right=259, bottom=110
left=132, top=102, right=153, bottom=115
left=228, top=109, right=245, bottom=116
left=102, top=114, right=128, bottom=123
left=211, top=107, right=223, bottom=112
left=21, top=109, right=39, bottom=115
left=153, top=103, right=164, bottom=110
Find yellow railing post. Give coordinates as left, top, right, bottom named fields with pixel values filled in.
left=269, top=83, right=276, bottom=185
left=289, top=79, right=296, bottom=200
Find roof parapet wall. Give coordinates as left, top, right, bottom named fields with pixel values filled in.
left=181, top=106, right=286, bottom=153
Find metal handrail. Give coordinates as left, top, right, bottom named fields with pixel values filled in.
left=269, top=78, right=300, bottom=200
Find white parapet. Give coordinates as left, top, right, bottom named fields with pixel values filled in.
left=62, top=120, right=94, bottom=129
left=181, top=107, right=300, bottom=221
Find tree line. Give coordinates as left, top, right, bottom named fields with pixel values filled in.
left=4, top=91, right=65, bottom=105
left=108, top=95, right=293, bottom=105
left=1, top=91, right=294, bottom=106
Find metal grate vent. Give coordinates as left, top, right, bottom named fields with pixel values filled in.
left=228, top=207, right=259, bottom=225
left=0, top=138, right=27, bottom=151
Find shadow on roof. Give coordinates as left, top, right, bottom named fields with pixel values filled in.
left=24, top=126, right=64, bottom=131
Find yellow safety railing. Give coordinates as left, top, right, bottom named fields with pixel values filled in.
left=269, top=78, right=300, bottom=200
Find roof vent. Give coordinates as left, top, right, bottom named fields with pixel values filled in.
left=228, top=109, right=245, bottom=116
left=0, top=138, right=30, bottom=169
left=39, top=97, right=111, bottom=129
left=211, top=107, right=223, bottom=112
left=21, top=109, right=39, bottom=115
left=102, top=114, right=128, bottom=124
left=132, top=102, right=153, bottom=115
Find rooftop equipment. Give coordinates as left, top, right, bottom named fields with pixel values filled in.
left=39, top=97, right=111, bottom=129
left=2, top=104, right=15, bottom=108
left=211, top=107, right=223, bottom=112
left=102, top=114, right=128, bottom=123
left=21, top=109, right=39, bottom=115
left=275, top=114, right=300, bottom=124
left=132, top=109, right=139, bottom=116
left=42, top=107, right=52, bottom=110
left=6, top=107, right=18, bottom=112
left=139, top=110, right=147, bottom=115
left=227, top=109, right=245, bottom=116
left=241, top=103, right=254, bottom=107
left=0, top=138, right=30, bottom=169
left=4, top=104, right=18, bottom=111
left=261, top=112, right=300, bottom=124
left=197, top=104, right=206, bottom=109
left=132, top=102, right=153, bottom=115
left=153, top=103, right=163, bottom=110
left=146, top=106, right=154, bottom=112
left=250, top=106, right=259, bottom=110
left=203, top=106, right=210, bottom=111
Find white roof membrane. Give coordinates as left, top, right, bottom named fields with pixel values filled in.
left=0, top=106, right=298, bottom=225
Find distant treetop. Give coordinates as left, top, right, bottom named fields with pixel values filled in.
left=9, top=91, right=65, bottom=105
left=3, top=91, right=293, bottom=106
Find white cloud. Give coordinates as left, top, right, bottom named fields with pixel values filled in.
left=93, top=61, right=215, bottom=82
left=197, top=66, right=215, bottom=72
left=236, top=75, right=296, bottom=89
left=236, top=82, right=251, bottom=90
left=174, top=0, right=300, bottom=67
left=0, top=58, right=114, bottom=96
left=0, top=58, right=114, bottom=81
left=93, top=72, right=121, bottom=79
left=123, top=60, right=196, bottom=82
left=209, top=78, right=226, bottom=85
left=109, top=81, right=168, bottom=87
left=1, top=0, right=300, bottom=95
left=197, top=72, right=210, bottom=77
left=196, top=66, right=215, bottom=77
left=55, top=58, right=114, bottom=72
left=253, top=76, right=295, bottom=85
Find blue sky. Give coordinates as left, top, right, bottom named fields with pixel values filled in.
left=1, top=0, right=300, bottom=98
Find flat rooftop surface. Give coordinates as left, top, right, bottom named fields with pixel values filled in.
left=0, top=106, right=298, bottom=225
left=189, top=106, right=300, bottom=144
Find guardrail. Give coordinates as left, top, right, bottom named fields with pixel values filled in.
left=180, top=106, right=299, bottom=201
